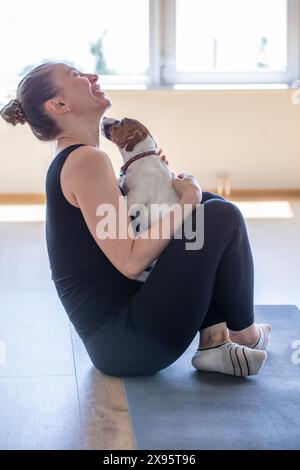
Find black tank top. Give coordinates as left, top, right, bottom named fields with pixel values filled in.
left=45, top=144, right=143, bottom=340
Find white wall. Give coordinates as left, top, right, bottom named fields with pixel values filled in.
left=0, top=89, right=300, bottom=193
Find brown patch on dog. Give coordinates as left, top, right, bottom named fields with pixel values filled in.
left=109, top=118, right=154, bottom=151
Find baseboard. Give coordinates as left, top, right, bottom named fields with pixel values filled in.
left=0, top=189, right=300, bottom=205
left=0, top=193, right=46, bottom=204
left=209, top=189, right=300, bottom=200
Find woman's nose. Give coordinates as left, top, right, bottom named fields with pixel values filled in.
left=89, top=73, right=99, bottom=82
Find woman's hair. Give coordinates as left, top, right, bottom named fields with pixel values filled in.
left=0, top=61, right=63, bottom=142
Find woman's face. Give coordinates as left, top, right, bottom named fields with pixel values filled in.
left=51, top=63, right=111, bottom=117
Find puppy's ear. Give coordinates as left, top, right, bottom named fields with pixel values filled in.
left=125, top=130, right=142, bottom=152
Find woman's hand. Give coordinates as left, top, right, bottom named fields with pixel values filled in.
left=157, top=148, right=169, bottom=166
left=171, top=172, right=202, bottom=204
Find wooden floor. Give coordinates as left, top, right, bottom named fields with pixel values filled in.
left=0, top=198, right=299, bottom=450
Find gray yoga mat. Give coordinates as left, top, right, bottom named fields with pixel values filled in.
left=124, top=305, right=300, bottom=450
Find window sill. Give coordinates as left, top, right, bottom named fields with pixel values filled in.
left=172, top=83, right=289, bottom=91
left=103, top=83, right=290, bottom=91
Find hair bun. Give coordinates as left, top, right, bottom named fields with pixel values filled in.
left=0, top=98, right=27, bottom=126
left=13, top=99, right=27, bottom=124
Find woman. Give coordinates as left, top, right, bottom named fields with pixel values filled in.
left=1, top=61, right=271, bottom=377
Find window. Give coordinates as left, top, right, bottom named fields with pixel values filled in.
left=176, top=0, right=287, bottom=72
left=161, top=0, right=299, bottom=85
left=0, top=0, right=150, bottom=104
left=0, top=0, right=298, bottom=102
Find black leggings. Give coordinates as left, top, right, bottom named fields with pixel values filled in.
left=83, top=192, right=255, bottom=377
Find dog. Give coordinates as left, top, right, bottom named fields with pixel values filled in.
left=101, top=116, right=180, bottom=282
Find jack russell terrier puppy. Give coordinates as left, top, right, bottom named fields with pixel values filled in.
left=101, top=116, right=180, bottom=282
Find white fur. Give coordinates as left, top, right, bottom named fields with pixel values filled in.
left=119, top=136, right=180, bottom=232
left=101, top=120, right=180, bottom=282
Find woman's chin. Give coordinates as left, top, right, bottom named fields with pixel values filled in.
left=95, top=92, right=111, bottom=104
left=102, top=97, right=112, bottom=109
left=91, top=96, right=111, bottom=113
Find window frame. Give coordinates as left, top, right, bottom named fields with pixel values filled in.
left=1, top=0, right=299, bottom=98
left=158, top=0, right=300, bottom=87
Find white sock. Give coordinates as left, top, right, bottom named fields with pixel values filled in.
left=191, top=342, right=267, bottom=377
left=251, top=324, right=272, bottom=351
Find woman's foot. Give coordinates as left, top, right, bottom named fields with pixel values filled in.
left=191, top=341, right=267, bottom=377
left=229, top=323, right=272, bottom=351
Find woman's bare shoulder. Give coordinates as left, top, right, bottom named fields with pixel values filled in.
left=60, top=146, right=112, bottom=207
left=62, top=145, right=110, bottom=174
left=71, top=145, right=109, bottom=160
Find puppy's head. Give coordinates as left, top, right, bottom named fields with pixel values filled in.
left=101, top=116, right=154, bottom=152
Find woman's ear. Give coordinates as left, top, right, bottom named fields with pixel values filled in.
left=125, top=130, right=141, bottom=152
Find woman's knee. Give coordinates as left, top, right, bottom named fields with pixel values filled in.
left=201, top=191, right=226, bottom=202
left=204, top=198, right=245, bottom=230
left=180, top=199, right=244, bottom=247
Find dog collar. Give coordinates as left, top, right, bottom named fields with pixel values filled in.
left=120, top=151, right=159, bottom=176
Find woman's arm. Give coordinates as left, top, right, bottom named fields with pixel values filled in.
left=70, top=147, right=201, bottom=279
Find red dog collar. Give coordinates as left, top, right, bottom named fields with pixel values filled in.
left=120, top=151, right=159, bottom=176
